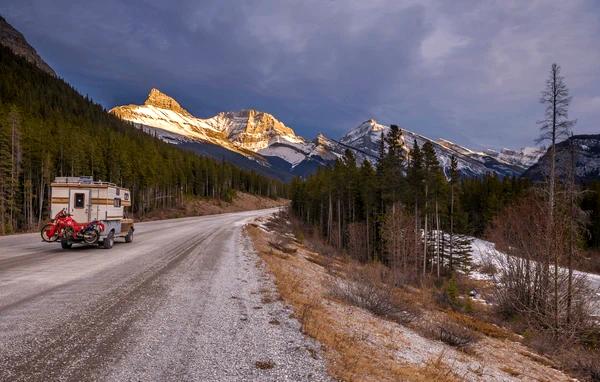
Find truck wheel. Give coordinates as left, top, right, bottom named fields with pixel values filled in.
left=103, top=231, right=114, bottom=249
left=125, top=228, right=134, bottom=243
left=61, top=239, right=72, bottom=249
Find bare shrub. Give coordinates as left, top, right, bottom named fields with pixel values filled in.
left=423, top=321, right=480, bottom=350
left=551, top=345, right=600, bottom=382
left=265, top=210, right=291, bottom=233
left=478, top=256, right=497, bottom=276
left=330, top=265, right=396, bottom=317
left=487, top=192, right=597, bottom=338
left=329, top=263, right=420, bottom=324
left=381, top=205, right=421, bottom=285
left=268, top=238, right=297, bottom=254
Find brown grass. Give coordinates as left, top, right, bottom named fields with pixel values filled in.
left=445, top=311, right=515, bottom=340
left=246, top=224, right=460, bottom=382
left=246, top=216, right=576, bottom=382
left=500, top=366, right=521, bottom=377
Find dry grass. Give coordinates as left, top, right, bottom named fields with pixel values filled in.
left=246, top=224, right=460, bottom=381
left=500, top=366, right=521, bottom=377
left=445, top=311, right=515, bottom=341
left=246, top=216, right=576, bottom=382
left=423, top=321, right=480, bottom=350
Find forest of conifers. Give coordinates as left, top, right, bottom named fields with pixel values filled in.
left=0, top=45, right=285, bottom=234
left=290, top=125, right=600, bottom=274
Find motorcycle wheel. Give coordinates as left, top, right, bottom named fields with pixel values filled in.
left=61, top=239, right=72, bottom=249
left=41, top=224, right=59, bottom=242
left=83, top=229, right=99, bottom=244
left=63, top=227, right=75, bottom=241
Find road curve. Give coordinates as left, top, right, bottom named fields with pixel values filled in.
left=0, top=208, right=330, bottom=382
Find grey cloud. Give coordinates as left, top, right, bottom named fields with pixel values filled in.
left=1, top=0, right=598, bottom=150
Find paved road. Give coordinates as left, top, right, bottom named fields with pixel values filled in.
left=0, top=209, right=330, bottom=382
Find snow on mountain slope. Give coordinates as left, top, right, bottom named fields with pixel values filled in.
left=110, top=88, right=317, bottom=166
left=111, top=89, right=536, bottom=180
left=484, top=147, right=545, bottom=169
left=340, top=119, right=526, bottom=177
left=524, top=134, right=600, bottom=183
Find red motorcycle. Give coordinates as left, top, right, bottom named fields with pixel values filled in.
left=41, top=209, right=105, bottom=246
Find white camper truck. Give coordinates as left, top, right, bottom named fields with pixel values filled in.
left=49, top=176, right=134, bottom=249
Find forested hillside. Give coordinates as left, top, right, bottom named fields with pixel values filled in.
left=290, top=125, right=530, bottom=269
left=0, top=45, right=285, bottom=234
left=290, top=125, right=600, bottom=264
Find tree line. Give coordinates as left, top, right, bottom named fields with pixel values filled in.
left=0, top=45, right=286, bottom=234
left=291, top=124, right=531, bottom=280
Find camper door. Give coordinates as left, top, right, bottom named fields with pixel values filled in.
left=69, top=189, right=92, bottom=222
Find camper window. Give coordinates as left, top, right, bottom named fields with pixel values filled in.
left=114, top=198, right=121, bottom=207
left=74, top=193, right=85, bottom=208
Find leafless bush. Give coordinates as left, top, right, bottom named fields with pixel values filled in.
left=486, top=192, right=597, bottom=338
left=329, top=264, right=398, bottom=315
left=381, top=205, right=420, bottom=285
left=423, top=321, right=480, bottom=349
left=265, top=210, right=291, bottom=233
left=268, top=238, right=297, bottom=254
left=478, top=256, right=497, bottom=276
left=551, top=345, right=600, bottom=382
left=329, top=263, right=421, bottom=324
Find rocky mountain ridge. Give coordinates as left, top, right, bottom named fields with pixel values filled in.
left=523, top=134, right=600, bottom=183
left=112, top=88, right=308, bottom=154
left=339, top=119, right=533, bottom=178
left=111, top=89, right=544, bottom=179
left=0, top=15, right=55, bottom=77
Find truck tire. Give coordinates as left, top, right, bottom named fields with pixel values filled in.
left=61, top=239, right=72, bottom=249
left=103, top=231, right=114, bottom=249
left=125, top=228, right=133, bottom=243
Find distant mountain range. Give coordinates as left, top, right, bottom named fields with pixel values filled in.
left=110, top=89, right=544, bottom=180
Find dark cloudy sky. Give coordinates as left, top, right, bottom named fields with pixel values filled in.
left=2, top=0, right=599, bottom=150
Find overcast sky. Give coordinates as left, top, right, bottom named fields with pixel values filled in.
left=1, top=0, right=599, bottom=150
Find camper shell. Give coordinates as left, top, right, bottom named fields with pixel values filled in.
left=50, top=176, right=134, bottom=244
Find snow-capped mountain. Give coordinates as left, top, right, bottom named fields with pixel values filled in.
left=523, top=134, right=600, bottom=183
left=111, top=88, right=306, bottom=156
left=340, top=119, right=526, bottom=177
left=110, top=89, right=340, bottom=180
left=484, top=147, right=545, bottom=170
left=110, top=89, right=539, bottom=180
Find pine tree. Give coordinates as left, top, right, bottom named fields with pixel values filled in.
left=0, top=113, right=12, bottom=234
left=448, top=155, right=459, bottom=270
left=453, top=234, right=473, bottom=275
left=537, top=63, right=576, bottom=332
